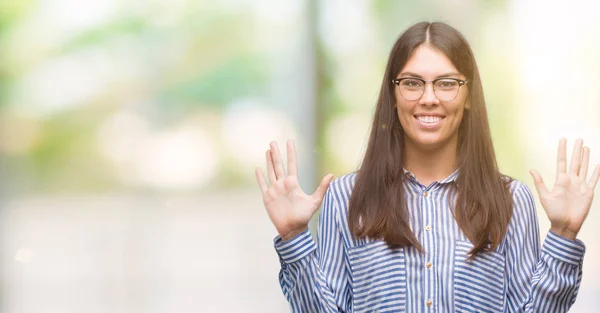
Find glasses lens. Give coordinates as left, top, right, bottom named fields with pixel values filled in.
left=434, top=79, right=460, bottom=101
left=399, top=79, right=424, bottom=100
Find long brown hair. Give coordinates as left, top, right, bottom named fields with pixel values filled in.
left=348, top=21, right=513, bottom=256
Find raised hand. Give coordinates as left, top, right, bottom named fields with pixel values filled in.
left=530, top=138, right=600, bottom=240
left=255, top=140, right=334, bottom=241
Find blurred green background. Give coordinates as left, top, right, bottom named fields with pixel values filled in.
left=0, top=0, right=599, bottom=312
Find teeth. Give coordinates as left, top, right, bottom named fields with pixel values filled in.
left=417, top=116, right=442, bottom=123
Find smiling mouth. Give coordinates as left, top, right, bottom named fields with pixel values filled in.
left=414, top=115, right=445, bottom=124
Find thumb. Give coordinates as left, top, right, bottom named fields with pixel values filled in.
left=312, top=174, right=335, bottom=202
left=529, top=169, right=549, bottom=197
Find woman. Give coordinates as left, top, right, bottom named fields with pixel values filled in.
left=255, top=22, right=599, bottom=313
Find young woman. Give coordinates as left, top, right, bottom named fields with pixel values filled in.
left=255, top=21, right=600, bottom=313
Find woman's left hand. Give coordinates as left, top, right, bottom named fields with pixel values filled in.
left=530, top=138, right=600, bottom=240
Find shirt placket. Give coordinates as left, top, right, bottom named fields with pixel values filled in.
left=422, top=185, right=436, bottom=312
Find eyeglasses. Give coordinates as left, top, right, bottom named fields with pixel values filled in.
left=391, top=77, right=468, bottom=101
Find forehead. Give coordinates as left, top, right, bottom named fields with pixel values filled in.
left=400, top=44, right=459, bottom=78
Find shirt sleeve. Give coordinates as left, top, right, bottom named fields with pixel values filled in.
left=505, top=183, right=585, bottom=313
left=273, top=181, right=352, bottom=312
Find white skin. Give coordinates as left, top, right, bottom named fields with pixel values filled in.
left=395, top=44, right=469, bottom=186
left=256, top=44, right=600, bottom=241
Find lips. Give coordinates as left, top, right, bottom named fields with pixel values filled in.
left=413, top=114, right=445, bottom=129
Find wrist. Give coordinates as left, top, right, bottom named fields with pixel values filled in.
left=550, top=226, right=578, bottom=241
left=282, top=227, right=308, bottom=241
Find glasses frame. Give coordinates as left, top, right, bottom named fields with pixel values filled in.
left=391, top=77, right=468, bottom=101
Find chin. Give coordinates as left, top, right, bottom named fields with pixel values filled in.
left=408, top=134, right=448, bottom=149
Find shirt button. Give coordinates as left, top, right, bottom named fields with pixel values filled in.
left=423, top=191, right=429, bottom=197
left=425, top=225, right=431, bottom=231
left=426, top=299, right=433, bottom=307
left=426, top=261, right=432, bottom=269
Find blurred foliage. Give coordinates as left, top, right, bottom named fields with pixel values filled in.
left=0, top=0, right=525, bottom=192
left=0, top=0, right=33, bottom=34
left=0, top=0, right=33, bottom=108
left=28, top=107, right=116, bottom=191
left=161, top=55, right=268, bottom=109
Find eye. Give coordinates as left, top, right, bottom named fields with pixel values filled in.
left=400, top=79, right=423, bottom=89
left=436, top=79, right=459, bottom=89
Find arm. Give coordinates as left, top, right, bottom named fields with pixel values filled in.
left=505, top=183, right=585, bottom=313
left=254, top=140, right=346, bottom=311
left=517, top=138, right=600, bottom=311
left=274, top=184, right=352, bottom=312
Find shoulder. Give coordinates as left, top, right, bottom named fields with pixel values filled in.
left=505, top=178, right=535, bottom=207
left=505, top=178, right=538, bottom=225
left=324, top=172, right=357, bottom=214
left=328, top=172, right=357, bottom=198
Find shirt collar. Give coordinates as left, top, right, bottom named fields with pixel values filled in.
left=403, top=167, right=459, bottom=185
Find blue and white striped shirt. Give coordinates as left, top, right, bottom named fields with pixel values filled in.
left=274, top=171, right=585, bottom=312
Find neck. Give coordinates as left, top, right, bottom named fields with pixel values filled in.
left=403, top=136, right=459, bottom=186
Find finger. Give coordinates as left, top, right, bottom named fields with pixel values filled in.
left=589, top=165, right=600, bottom=190
left=569, top=138, right=584, bottom=175
left=557, top=138, right=567, bottom=176
left=287, top=139, right=298, bottom=177
left=266, top=150, right=277, bottom=184
left=255, top=168, right=268, bottom=194
left=530, top=169, right=550, bottom=196
left=312, top=174, right=335, bottom=202
left=270, top=141, right=286, bottom=179
left=579, top=146, right=590, bottom=181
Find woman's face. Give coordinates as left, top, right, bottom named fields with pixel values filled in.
left=394, top=44, right=469, bottom=151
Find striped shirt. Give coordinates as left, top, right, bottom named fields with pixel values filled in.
left=274, top=170, right=585, bottom=312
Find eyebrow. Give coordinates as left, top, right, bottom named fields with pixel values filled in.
left=398, top=71, right=461, bottom=79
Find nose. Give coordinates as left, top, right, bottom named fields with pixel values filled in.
left=419, top=83, right=439, bottom=105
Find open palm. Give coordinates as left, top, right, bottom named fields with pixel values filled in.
left=255, top=140, right=334, bottom=241
left=530, top=138, right=600, bottom=240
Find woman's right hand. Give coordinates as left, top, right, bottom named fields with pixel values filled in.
left=255, top=140, right=335, bottom=241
